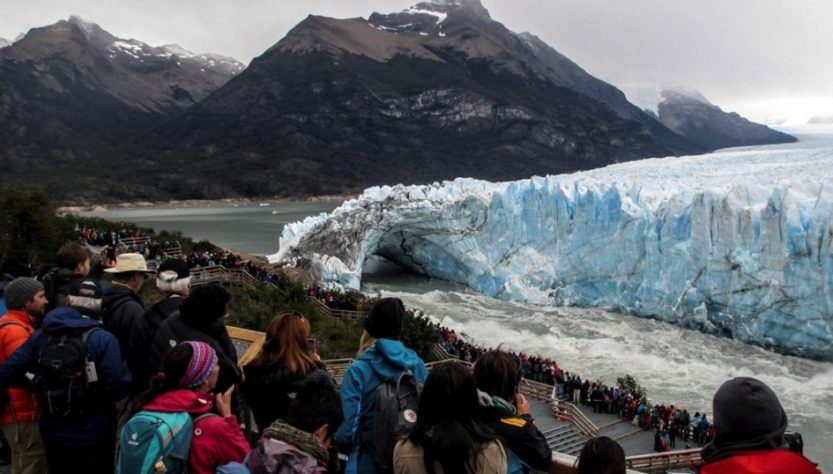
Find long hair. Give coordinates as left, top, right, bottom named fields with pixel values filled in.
left=356, top=330, right=377, bottom=358
left=246, top=311, right=321, bottom=377
left=130, top=343, right=194, bottom=414
left=409, top=361, right=501, bottom=474
left=473, top=350, right=523, bottom=401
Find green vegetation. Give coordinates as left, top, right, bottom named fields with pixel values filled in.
left=0, top=184, right=440, bottom=361
left=617, top=374, right=647, bottom=401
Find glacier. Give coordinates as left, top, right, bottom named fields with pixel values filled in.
left=273, top=130, right=833, bottom=360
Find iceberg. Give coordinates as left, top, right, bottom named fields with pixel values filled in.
left=273, top=134, right=833, bottom=360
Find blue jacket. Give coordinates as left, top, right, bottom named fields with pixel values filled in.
left=334, top=339, right=427, bottom=474
left=0, top=307, right=132, bottom=447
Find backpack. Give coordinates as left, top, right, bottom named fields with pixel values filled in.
left=368, top=371, right=422, bottom=471
left=117, top=411, right=214, bottom=474
left=35, top=326, right=101, bottom=418
left=0, top=320, right=31, bottom=413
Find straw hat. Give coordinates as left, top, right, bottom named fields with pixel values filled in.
left=103, top=253, right=155, bottom=274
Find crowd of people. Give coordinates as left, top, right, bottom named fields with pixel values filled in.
left=0, top=242, right=823, bottom=473
left=438, top=324, right=720, bottom=452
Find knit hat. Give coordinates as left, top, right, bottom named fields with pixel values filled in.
left=702, top=376, right=788, bottom=462
left=4, top=277, right=44, bottom=309
left=364, top=297, right=405, bottom=340
left=178, top=341, right=218, bottom=389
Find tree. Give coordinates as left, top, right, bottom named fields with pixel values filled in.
left=0, top=185, right=74, bottom=274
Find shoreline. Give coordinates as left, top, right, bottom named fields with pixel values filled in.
left=57, top=193, right=356, bottom=214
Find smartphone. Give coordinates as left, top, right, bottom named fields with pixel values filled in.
left=306, top=338, right=318, bottom=354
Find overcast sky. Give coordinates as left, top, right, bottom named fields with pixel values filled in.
left=2, top=0, right=831, bottom=124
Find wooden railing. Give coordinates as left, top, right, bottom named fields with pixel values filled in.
left=307, top=296, right=363, bottom=321
left=552, top=399, right=599, bottom=438
left=625, top=448, right=703, bottom=473
left=190, top=265, right=261, bottom=289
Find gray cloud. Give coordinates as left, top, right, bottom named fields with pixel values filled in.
left=2, top=0, right=831, bottom=123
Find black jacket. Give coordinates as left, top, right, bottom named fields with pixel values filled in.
left=242, top=363, right=322, bottom=433
left=150, top=312, right=241, bottom=394
left=476, top=404, right=552, bottom=471
left=126, top=295, right=183, bottom=394
left=101, top=284, right=146, bottom=354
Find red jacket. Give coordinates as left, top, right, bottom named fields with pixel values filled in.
left=143, top=389, right=250, bottom=474
left=0, top=310, right=40, bottom=424
left=700, top=449, right=821, bottom=474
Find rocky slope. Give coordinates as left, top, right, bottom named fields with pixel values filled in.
left=126, top=0, right=705, bottom=201
left=0, top=16, right=243, bottom=201
left=657, top=89, right=796, bottom=150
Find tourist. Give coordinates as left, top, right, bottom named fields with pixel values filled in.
left=150, top=284, right=241, bottom=408
left=248, top=370, right=343, bottom=473
left=472, top=350, right=551, bottom=472
left=393, top=361, right=507, bottom=473
left=576, top=436, right=625, bottom=474
left=334, top=297, right=428, bottom=474
left=101, top=253, right=154, bottom=355
left=240, top=310, right=326, bottom=433
left=131, top=341, right=250, bottom=474
left=0, top=278, right=47, bottom=474
left=699, top=377, right=821, bottom=473
left=127, top=257, right=191, bottom=395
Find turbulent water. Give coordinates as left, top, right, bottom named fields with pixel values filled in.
left=362, top=272, right=833, bottom=470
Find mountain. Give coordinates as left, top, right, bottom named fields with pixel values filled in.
left=0, top=38, right=11, bottom=49
left=125, top=0, right=705, bottom=201
left=0, top=16, right=243, bottom=201
left=657, top=89, right=796, bottom=150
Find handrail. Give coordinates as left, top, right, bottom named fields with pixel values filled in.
left=308, top=296, right=362, bottom=320
left=625, top=448, right=703, bottom=473
left=552, top=399, right=599, bottom=438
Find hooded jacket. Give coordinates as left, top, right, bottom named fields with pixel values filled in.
left=0, top=309, right=39, bottom=424
left=334, top=338, right=427, bottom=474
left=475, top=391, right=551, bottom=471
left=142, top=389, right=250, bottom=474
left=127, top=295, right=183, bottom=394
left=0, top=307, right=131, bottom=446
left=699, top=449, right=821, bottom=474
left=242, top=362, right=321, bottom=433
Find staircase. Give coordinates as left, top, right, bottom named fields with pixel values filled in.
left=541, top=423, right=586, bottom=456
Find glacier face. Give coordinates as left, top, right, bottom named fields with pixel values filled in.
left=273, top=129, right=833, bottom=360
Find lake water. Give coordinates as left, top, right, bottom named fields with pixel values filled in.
left=82, top=129, right=833, bottom=470
left=80, top=200, right=341, bottom=255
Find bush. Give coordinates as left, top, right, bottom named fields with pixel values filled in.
left=617, top=374, right=647, bottom=401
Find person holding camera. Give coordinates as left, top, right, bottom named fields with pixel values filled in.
left=699, top=376, right=821, bottom=474
left=472, top=350, right=551, bottom=473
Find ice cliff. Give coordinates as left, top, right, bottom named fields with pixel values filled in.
left=273, top=137, right=833, bottom=360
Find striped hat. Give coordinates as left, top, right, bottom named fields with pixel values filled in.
left=178, top=341, right=218, bottom=389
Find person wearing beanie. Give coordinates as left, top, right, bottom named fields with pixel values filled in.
left=129, top=341, right=249, bottom=474
left=0, top=277, right=48, bottom=474
left=127, top=258, right=191, bottom=396
left=0, top=306, right=131, bottom=474
left=334, top=297, right=427, bottom=474
left=700, top=376, right=821, bottom=474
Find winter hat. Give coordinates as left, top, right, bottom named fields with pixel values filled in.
left=702, top=376, right=788, bottom=462
left=4, top=278, right=44, bottom=309
left=364, top=297, right=405, bottom=340
left=156, top=258, right=191, bottom=293
left=178, top=341, right=218, bottom=389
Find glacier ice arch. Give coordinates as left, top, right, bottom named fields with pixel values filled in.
left=274, top=143, right=833, bottom=361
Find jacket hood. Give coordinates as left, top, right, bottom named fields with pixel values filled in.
left=42, top=307, right=103, bottom=332
left=359, top=338, right=422, bottom=379
left=142, top=389, right=213, bottom=415
left=102, top=283, right=138, bottom=306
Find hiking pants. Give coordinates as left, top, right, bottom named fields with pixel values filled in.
left=0, top=422, right=47, bottom=474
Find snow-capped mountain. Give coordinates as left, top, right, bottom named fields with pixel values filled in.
left=0, top=38, right=11, bottom=49
left=274, top=129, right=833, bottom=361
left=0, top=16, right=244, bottom=201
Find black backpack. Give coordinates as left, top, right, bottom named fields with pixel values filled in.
left=35, top=326, right=101, bottom=418
left=368, top=371, right=422, bottom=471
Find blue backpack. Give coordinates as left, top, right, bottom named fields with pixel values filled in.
left=117, top=410, right=211, bottom=474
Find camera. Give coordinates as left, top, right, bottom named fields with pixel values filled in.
left=784, top=431, right=803, bottom=454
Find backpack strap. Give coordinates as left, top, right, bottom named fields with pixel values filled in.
left=0, top=320, right=31, bottom=335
